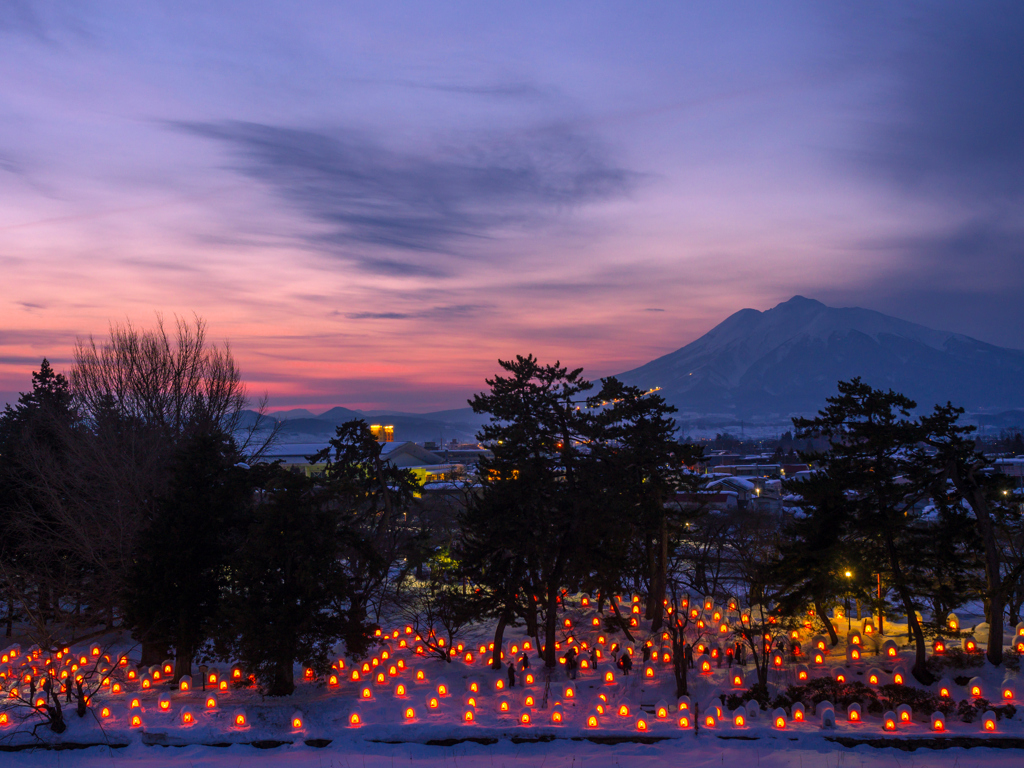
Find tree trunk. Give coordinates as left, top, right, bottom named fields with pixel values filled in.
left=815, top=599, right=838, bottom=647
left=173, top=642, right=193, bottom=684
left=610, top=597, right=635, bottom=643
left=491, top=612, right=507, bottom=670
left=650, top=516, right=668, bottom=632
left=949, top=459, right=1005, bottom=666
left=139, top=640, right=167, bottom=669
left=544, top=582, right=558, bottom=668
left=673, top=640, right=688, bottom=697
left=267, top=658, right=295, bottom=696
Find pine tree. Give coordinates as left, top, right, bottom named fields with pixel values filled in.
left=465, top=355, right=593, bottom=669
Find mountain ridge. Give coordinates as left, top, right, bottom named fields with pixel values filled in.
left=616, top=296, right=1024, bottom=417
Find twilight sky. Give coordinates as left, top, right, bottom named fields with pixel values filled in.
left=2, top=1, right=1022, bottom=412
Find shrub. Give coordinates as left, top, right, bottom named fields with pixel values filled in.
left=878, top=683, right=954, bottom=717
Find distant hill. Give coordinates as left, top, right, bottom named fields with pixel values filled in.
left=617, top=296, right=1024, bottom=418
left=239, top=404, right=485, bottom=445
left=268, top=408, right=319, bottom=421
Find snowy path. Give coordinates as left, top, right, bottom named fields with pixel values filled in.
left=17, top=737, right=1024, bottom=768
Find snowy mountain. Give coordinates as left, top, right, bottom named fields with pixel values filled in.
left=617, top=296, right=1024, bottom=417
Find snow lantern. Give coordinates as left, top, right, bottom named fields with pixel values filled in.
left=415, top=669, right=427, bottom=684
left=846, top=645, right=862, bottom=663
left=847, top=631, right=862, bottom=647
left=586, top=711, right=601, bottom=729
left=360, top=686, right=373, bottom=700
left=233, top=708, right=249, bottom=729
left=425, top=694, right=441, bottom=713
left=462, top=706, right=476, bottom=723
left=1001, top=680, right=1016, bottom=701
left=204, top=693, right=218, bottom=710
left=745, top=700, right=760, bottom=720
left=111, top=681, right=123, bottom=695
left=795, top=664, right=809, bottom=682
left=617, top=702, right=632, bottom=718
left=866, top=668, right=882, bottom=687
left=937, top=678, right=954, bottom=699
left=654, top=699, right=670, bottom=719
left=494, top=676, right=506, bottom=692
left=968, top=677, right=984, bottom=698
left=291, top=710, right=304, bottom=730
left=881, top=639, right=899, bottom=659
left=771, top=651, right=784, bottom=669
left=97, top=704, right=113, bottom=720
left=677, top=695, right=691, bottom=714
left=964, top=637, right=978, bottom=653
left=230, top=664, right=244, bottom=681
left=563, top=683, right=576, bottom=701
left=847, top=703, right=862, bottom=723
left=375, top=671, right=387, bottom=686
left=522, top=692, right=536, bottom=708
left=1015, top=637, right=1024, bottom=654
left=931, top=711, right=945, bottom=731
left=130, top=712, right=143, bottom=728
left=519, top=709, right=532, bottom=726
left=933, top=638, right=946, bottom=654
left=793, top=702, right=806, bottom=722
left=820, top=707, right=836, bottom=728
left=862, top=618, right=875, bottom=635
left=157, top=692, right=172, bottom=712
left=327, top=672, right=340, bottom=687
left=524, top=672, right=536, bottom=686
left=812, top=635, right=827, bottom=653
left=129, top=696, right=142, bottom=710
left=677, top=711, right=691, bottom=728
left=180, top=706, right=195, bottom=727
left=882, top=710, right=897, bottom=731
left=698, top=654, right=712, bottom=675
left=732, top=710, right=746, bottom=728
left=551, top=704, right=565, bottom=725
left=140, top=675, right=153, bottom=691
left=179, top=675, right=192, bottom=692
left=982, top=710, right=997, bottom=732
left=896, top=703, right=912, bottom=723
left=162, top=661, right=173, bottom=677
left=731, top=670, right=745, bottom=688
left=891, top=666, right=906, bottom=686
left=831, top=668, right=847, bottom=684
left=703, top=712, right=717, bottom=729
left=604, top=670, right=616, bottom=685
left=947, top=613, right=959, bottom=632
left=635, top=715, right=650, bottom=732
left=496, top=695, right=511, bottom=714
left=403, top=705, right=416, bottom=722
left=347, top=707, right=362, bottom=727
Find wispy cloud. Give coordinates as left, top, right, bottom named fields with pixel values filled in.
left=175, top=120, right=634, bottom=275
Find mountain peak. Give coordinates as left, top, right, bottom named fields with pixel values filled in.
left=778, top=295, right=824, bottom=308
left=617, top=298, right=1024, bottom=417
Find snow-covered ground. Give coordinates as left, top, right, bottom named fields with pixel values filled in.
left=16, top=737, right=1024, bottom=768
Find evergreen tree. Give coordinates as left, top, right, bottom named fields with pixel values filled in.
left=793, top=378, right=959, bottom=682
left=465, top=355, right=593, bottom=669
left=220, top=465, right=350, bottom=696
left=122, top=429, right=250, bottom=682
